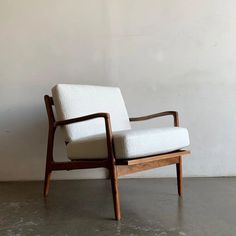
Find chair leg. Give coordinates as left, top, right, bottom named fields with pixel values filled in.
left=44, top=164, right=52, bottom=197
left=110, top=165, right=121, bottom=220
left=176, top=156, right=182, bottom=196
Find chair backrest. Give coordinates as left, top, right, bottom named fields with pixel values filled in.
left=52, top=84, right=131, bottom=142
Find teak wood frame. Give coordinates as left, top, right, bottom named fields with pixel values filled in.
left=44, top=95, right=190, bottom=220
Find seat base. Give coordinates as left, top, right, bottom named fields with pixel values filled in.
left=116, top=150, right=190, bottom=177
left=116, top=149, right=190, bottom=165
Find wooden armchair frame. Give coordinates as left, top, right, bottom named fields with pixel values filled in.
left=44, top=95, right=190, bottom=220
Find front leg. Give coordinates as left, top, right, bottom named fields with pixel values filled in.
left=110, top=164, right=121, bottom=220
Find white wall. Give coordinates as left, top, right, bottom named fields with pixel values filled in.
left=1, top=0, right=236, bottom=180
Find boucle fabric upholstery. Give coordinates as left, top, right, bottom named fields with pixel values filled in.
left=67, top=127, right=190, bottom=160
left=52, top=84, right=190, bottom=160
left=52, top=84, right=131, bottom=142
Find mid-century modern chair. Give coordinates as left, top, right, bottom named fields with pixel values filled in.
left=44, top=84, right=190, bottom=220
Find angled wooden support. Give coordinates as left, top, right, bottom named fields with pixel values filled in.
left=44, top=95, right=55, bottom=197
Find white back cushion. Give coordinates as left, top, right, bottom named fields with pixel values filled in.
left=52, top=84, right=131, bottom=142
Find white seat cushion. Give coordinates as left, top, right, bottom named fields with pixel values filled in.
left=66, top=127, right=190, bottom=160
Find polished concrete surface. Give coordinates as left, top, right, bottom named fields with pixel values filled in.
left=0, top=178, right=236, bottom=236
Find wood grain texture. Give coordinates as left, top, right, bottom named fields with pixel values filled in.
left=110, top=165, right=121, bottom=220
left=129, top=111, right=179, bottom=127
left=56, top=112, right=110, bottom=126
left=51, top=160, right=108, bottom=170
left=117, top=156, right=180, bottom=177
left=116, top=150, right=190, bottom=166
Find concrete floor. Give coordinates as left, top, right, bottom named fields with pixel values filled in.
left=0, top=178, right=236, bottom=236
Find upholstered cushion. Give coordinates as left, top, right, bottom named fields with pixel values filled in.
left=66, top=127, right=190, bottom=160
left=52, top=84, right=131, bottom=142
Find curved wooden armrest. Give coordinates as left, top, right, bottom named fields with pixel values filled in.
left=54, top=112, right=114, bottom=162
left=129, top=111, right=179, bottom=127
left=55, top=112, right=110, bottom=126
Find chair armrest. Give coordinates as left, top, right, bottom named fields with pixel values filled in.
left=55, top=112, right=110, bottom=126
left=129, top=111, right=179, bottom=127
left=55, top=112, right=114, bottom=162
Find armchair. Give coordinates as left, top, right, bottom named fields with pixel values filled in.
left=44, top=84, right=190, bottom=220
